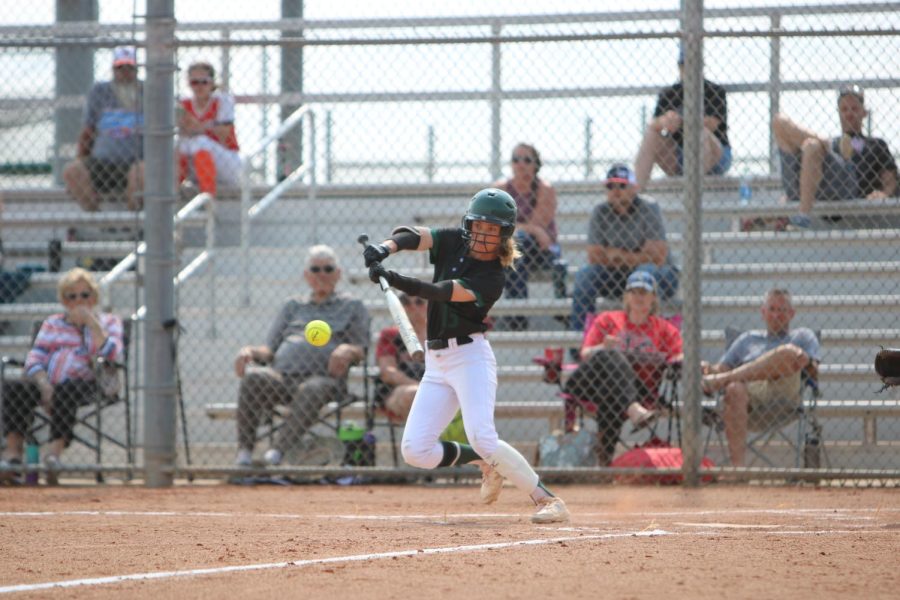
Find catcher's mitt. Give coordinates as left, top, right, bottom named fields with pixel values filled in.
left=874, top=347, right=900, bottom=391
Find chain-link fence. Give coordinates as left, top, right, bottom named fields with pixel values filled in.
left=1, top=1, right=899, bottom=485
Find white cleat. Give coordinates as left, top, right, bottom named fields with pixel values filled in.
left=531, top=496, right=570, bottom=524
left=480, top=466, right=504, bottom=504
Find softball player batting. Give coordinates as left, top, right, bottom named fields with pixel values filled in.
left=364, top=188, right=570, bottom=524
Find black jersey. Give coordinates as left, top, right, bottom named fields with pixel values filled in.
left=426, top=227, right=505, bottom=340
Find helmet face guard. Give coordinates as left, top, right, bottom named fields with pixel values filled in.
left=460, top=188, right=517, bottom=250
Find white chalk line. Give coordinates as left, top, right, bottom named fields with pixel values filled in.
left=0, top=529, right=669, bottom=595
left=2, top=520, right=896, bottom=595
left=674, top=522, right=782, bottom=529
left=1, top=506, right=897, bottom=521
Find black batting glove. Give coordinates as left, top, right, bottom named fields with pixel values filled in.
left=368, top=262, right=395, bottom=286
left=363, top=243, right=391, bottom=268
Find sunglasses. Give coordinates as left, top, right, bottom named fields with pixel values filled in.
left=189, top=78, right=212, bottom=86
left=309, top=265, right=336, bottom=274
left=606, top=182, right=628, bottom=190
left=114, top=65, right=136, bottom=71
left=64, top=291, right=93, bottom=301
left=511, top=155, right=534, bottom=164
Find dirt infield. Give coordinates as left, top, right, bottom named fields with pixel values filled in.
left=1, top=483, right=898, bottom=599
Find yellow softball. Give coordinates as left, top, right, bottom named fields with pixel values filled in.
left=304, top=320, right=332, bottom=347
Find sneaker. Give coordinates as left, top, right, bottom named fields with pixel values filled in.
left=786, top=214, right=812, bottom=231
left=531, top=496, right=570, bottom=524
left=44, top=455, right=60, bottom=486
left=0, top=458, right=23, bottom=485
left=630, top=410, right=658, bottom=434
left=480, top=466, right=504, bottom=504
left=235, top=449, right=253, bottom=467
left=263, top=448, right=283, bottom=467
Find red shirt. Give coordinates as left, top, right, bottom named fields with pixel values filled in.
left=582, top=310, right=682, bottom=390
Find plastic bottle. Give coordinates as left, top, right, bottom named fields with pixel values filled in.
left=738, top=171, right=752, bottom=206
left=803, top=432, right=821, bottom=469
left=24, top=441, right=40, bottom=485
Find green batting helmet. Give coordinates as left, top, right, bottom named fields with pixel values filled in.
left=461, top=188, right=517, bottom=242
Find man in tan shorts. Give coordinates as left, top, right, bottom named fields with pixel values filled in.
left=701, top=288, right=821, bottom=466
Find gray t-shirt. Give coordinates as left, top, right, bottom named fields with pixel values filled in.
left=267, top=292, right=370, bottom=378
left=84, top=81, right=144, bottom=163
left=720, top=328, right=821, bottom=369
left=587, top=196, right=674, bottom=267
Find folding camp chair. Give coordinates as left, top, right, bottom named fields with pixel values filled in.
left=0, top=319, right=133, bottom=482
left=702, top=327, right=827, bottom=469
left=247, top=348, right=369, bottom=466
left=534, top=327, right=682, bottom=465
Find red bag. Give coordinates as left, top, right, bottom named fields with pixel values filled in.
left=610, top=438, right=715, bottom=484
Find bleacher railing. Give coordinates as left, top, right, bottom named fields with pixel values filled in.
left=240, top=105, right=317, bottom=306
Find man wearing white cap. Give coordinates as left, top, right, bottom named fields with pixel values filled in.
left=570, top=163, right=679, bottom=331
left=63, top=46, right=145, bottom=213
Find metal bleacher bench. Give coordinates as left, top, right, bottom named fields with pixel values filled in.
left=204, top=399, right=568, bottom=433
left=203, top=397, right=900, bottom=447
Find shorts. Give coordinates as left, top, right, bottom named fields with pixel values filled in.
left=779, top=148, right=858, bottom=202
left=676, top=143, right=733, bottom=175
left=745, top=371, right=802, bottom=432
left=86, top=158, right=133, bottom=193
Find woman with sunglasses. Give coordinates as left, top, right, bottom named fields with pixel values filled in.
left=564, top=271, right=683, bottom=466
left=0, top=268, right=124, bottom=485
left=363, top=188, right=570, bottom=524
left=490, top=143, right=563, bottom=330
left=177, top=61, right=241, bottom=197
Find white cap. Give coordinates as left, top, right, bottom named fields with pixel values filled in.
left=113, top=46, right=137, bottom=67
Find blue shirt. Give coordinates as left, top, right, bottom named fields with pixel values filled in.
left=720, top=328, right=821, bottom=369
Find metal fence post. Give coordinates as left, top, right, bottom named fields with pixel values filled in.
left=143, top=0, right=178, bottom=488
left=680, top=0, right=704, bottom=488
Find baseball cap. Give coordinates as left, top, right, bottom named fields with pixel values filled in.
left=625, top=270, right=657, bottom=293
left=113, top=46, right=137, bottom=67
left=837, top=83, right=864, bottom=104
left=605, top=164, right=637, bottom=186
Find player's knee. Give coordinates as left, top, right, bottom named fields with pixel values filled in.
left=400, top=438, right=432, bottom=468
left=468, top=431, right=498, bottom=460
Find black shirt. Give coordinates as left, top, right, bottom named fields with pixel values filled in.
left=830, top=135, right=897, bottom=197
left=653, top=79, right=729, bottom=148
left=426, top=228, right=505, bottom=340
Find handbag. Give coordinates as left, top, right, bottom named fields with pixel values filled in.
left=95, top=361, right=123, bottom=398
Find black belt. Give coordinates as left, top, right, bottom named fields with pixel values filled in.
left=427, top=335, right=474, bottom=350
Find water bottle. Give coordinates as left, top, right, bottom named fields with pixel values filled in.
left=803, top=432, right=821, bottom=469
left=738, top=172, right=752, bottom=206
left=24, top=441, right=40, bottom=486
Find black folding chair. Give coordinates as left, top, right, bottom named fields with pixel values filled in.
left=0, top=319, right=133, bottom=481
left=703, top=327, right=827, bottom=469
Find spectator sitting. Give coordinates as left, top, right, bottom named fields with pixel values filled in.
left=563, top=271, right=683, bottom=466
left=772, top=84, right=898, bottom=230
left=177, top=61, right=242, bottom=197
left=633, top=46, right=732, bottom=190
left=701, top=287, right=820, bottom=467
left=233, top=245, right=369, bottom=467
left=0, top=268, right=124, bottom=485
left=491, top=143, right=565, bottom=330
left=569, top=163, right=679, bottom=331
left=374, top=291, right=427, bottom=421
left=63, top=47, right=144, bottom=212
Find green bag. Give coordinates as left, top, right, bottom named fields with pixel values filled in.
left=439, top=410, right=468, bottom=444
